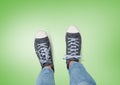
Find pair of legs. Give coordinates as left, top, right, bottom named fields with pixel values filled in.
left=34, top=26, right=96, bottom=85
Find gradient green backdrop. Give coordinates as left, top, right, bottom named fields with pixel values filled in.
left=0, top=0, right=120, bottom=85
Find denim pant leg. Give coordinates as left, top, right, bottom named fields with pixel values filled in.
left=36, top=67, right=55, bottom=85
left=69, top=62, right=96, bottom=85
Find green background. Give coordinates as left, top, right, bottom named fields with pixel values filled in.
left=0, top=0, right=120, bottom=85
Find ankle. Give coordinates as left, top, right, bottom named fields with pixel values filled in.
left=66, top=58, right=79, bottom=69
left=69, top=61, right=75, bottom=67
left=43, top=63, right=54, bottom=72
left=46, top=65, right=52, bottom=69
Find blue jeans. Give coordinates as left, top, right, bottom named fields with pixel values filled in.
left=36, top=62, right=96, bottom=85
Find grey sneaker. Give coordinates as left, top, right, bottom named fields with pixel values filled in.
left=34, top=31, right=54, bottom=71
left=65, top=26, right=81, bottom=69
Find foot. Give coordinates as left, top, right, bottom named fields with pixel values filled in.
left=34, top=31, right=54, bottom=71
left=65, top=25, right=82, bottom=69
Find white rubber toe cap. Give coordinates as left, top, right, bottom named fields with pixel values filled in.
left=35, top=31, right=48, bottom=38
left=67, top=25, right=79, bottom=33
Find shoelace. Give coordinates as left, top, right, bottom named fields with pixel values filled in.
left=64, top=37, right=80, bottom=60
left=36, top=43, right=50, bottom=64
